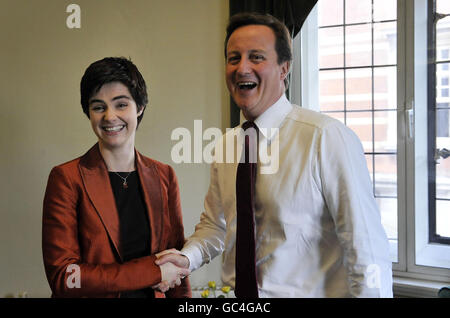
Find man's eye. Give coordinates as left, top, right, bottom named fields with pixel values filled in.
left=228, top=56, right=240, bottom=64
left=251, top=54, right=264, bottom=61
left=117, top=103, right=128, bottom=108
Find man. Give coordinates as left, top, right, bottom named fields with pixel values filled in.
left=157, top=12, right=393, bottom=297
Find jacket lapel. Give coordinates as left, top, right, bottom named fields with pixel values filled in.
left=135, top=151, right=164, bottom=254
left=79, top=144, right=122, bottom=262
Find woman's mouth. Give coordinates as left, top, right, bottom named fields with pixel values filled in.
left=102, top=125, right=125, bottom=135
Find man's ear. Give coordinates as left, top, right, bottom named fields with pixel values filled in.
left=280, top=60, right=291, bottom=80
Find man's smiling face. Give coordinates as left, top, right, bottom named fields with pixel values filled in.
left=226, top=24, right=289, bottom=121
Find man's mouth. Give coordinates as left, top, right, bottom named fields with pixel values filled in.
left=102, top=125, right=125, bottom=132
left=237, top=81, right=257, bottom=90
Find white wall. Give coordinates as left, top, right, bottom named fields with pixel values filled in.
left=0, top=0, right=229, bottom=297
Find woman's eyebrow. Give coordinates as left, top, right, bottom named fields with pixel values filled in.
left=89, top=95, right=131, bottom=105
left=89, top=98, right=104, bottom=105
left=111, top=95, right=132, bottom=101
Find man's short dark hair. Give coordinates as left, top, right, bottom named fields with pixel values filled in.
left=225, top=12, right=293, bottom=66
left=80, top=57, right=148, bottom=126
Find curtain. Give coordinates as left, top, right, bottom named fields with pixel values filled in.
left=228, top=0, right=318, bottom=127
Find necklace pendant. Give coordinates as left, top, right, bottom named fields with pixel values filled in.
left=123, top=181, right=128, bottom=189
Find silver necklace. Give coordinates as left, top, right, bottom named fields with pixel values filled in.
left=113, top=171, right=133, bottom=189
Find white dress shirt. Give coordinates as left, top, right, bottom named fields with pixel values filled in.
left=182, top=95, right=393, bottom=297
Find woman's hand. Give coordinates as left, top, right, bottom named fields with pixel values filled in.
left=155, top=248, right=190, bottom=268
left=153, top=249, right=190, bottom=293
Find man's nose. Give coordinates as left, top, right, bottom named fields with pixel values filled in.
left=236, top=58, right=252, bottom=75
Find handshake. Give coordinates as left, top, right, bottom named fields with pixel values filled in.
left=153, top=248, right=190, bottom=293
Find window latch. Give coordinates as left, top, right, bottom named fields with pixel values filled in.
left=405, top=102, right=414, bottom=139
left=435, top=148, right=450, bottom=164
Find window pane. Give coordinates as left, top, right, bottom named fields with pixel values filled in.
left=374, top=110, right=397, bottom=152
left=345, top=24, right=372, bottom=67
left=436, top=17, right=450, bottom=63
left=319, top=70, right=344, bottom=111
left=374, top=21, right=397, bottom=65
left=319, top=27, right=344, bottom=68
left=345, top=68, right=372, bottom=111
left=375, top=157, right=397, bottom=196
left=436, top=104, right=450, bottom=200
left=366, top=153, right=374, bottom=181
left=323, top=111, right=345, bottom=124
left=318, top=0, right=343, bottom=26
left=373, top=0, right=397, bottom=21
left=374, top=154, right=397, bottom=197
left=374, top=66, right=397, bottom=109
left=436, top=200, right=450, bottom=238
left=345, top=0, right=371, bottom=24
left=437, top=0, right=450, bottom=14
left=376, top=197, right=398, bottom=242
left=436, top=161, right=450, bottom=200
left=347, top=111, right=373, bottom=152
left=436, top=108, right=450, bottom=137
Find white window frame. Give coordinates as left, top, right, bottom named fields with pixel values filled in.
left=292, top=0, right=450, bottom=291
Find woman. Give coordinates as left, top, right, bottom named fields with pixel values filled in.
left=42, top=57, right=191, bottom=298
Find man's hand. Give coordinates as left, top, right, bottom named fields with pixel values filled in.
left=155, top=248, right=190, bottom=269
left=152, top=249, right=190, bottom=293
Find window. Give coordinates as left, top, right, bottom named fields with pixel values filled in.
left=428, top=0, right=450, bottom=244
left=318, top=0, right=399, bottom=262
left=294, top=0, right=450, bottom=281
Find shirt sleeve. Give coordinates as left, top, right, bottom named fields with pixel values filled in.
left=181, top=161, right=227, bottom=272
left=317, top=122, right=393, bottom=297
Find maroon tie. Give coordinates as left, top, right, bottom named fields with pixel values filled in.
left=235, top=121, right=259, bottom=298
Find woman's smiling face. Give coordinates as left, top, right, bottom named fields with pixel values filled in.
left=88, top=82, right=143, bottom=151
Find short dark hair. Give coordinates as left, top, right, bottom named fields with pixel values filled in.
left=80, top=57, right=148, bottom=126
left=225, top=12, right=293, bottom=66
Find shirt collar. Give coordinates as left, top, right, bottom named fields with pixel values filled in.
left=240, top=94, right=293, bottom=140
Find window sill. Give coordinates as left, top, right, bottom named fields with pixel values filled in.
left=393, top=276, right=448, bottom=298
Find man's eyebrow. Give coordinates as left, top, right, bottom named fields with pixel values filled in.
left=227, top=49, right=266, bottom=55
left=227, top=50, right=241, bottom=56
left=249, top=49, right=266, bottom=54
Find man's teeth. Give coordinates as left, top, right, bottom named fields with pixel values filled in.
left=103, top=125, right=124, bottom=132
left=237, top=82, right=257, bottom=89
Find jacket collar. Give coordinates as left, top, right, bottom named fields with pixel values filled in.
left=78, top=143, right=163, bottom=261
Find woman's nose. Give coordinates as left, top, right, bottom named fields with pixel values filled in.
left=103, top=108, right=117, bottom=121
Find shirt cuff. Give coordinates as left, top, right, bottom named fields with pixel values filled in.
left=181, top=244, right=204, bottom=272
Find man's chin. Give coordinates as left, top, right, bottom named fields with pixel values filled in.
left=233, top=99, right=254, bottom=112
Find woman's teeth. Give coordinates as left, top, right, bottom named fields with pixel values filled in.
left=103, top=125, right=125, bottom=132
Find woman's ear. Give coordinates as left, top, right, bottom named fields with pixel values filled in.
left=137, top=105, right=144, bottom=117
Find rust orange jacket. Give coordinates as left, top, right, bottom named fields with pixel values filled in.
left=42, top=144, right=191, bottom=298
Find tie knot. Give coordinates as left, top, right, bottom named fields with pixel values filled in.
left=242, top=121, right=257, bottom=131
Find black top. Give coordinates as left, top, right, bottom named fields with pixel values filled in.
left=109, top=171, right=154, bottom=298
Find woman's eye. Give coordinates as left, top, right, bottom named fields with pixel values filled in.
left=118, top=103, right=128, bottom=108
left=91, top=105, right=104, bottom=112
